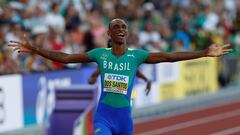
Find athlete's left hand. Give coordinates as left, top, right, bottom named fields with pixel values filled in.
left=206, top=44, right=232, bottom=57
left=145, top=81, right=152, bottom=96
left=88, top=76, right=97, bottom=84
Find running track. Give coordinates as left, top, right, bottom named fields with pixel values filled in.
left=134, top=101, right=240, bottom=135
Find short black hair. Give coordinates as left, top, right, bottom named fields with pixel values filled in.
left=108, top=18, right=126, bottom=29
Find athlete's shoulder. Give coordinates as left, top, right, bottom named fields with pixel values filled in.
left=97, top=48, right=112, bottom=52
left=87, top=48, right=108, bottom=59
left=128, top=48, right=149, bottom=63
left=92, top=48, right=106, bottom=51
left=88, top=48, right=109, bottom=53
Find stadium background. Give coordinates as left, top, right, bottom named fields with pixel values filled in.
left=0, top=0, right=240, bottom=135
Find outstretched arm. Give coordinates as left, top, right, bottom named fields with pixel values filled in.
left=136, top=70, right=152, bottom=96
left=8, top=36, right=92, bottom=63
left=88, top=68, right=100, bottom=84
left=145, top=44, right=232, bottom=64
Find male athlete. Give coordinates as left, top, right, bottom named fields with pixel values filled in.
left=9, top=18, right=231, bottom=135
left=88, top=39, right=152, bottom=96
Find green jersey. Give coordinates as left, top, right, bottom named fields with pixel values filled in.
left=87, top=48, right=149, bottom=108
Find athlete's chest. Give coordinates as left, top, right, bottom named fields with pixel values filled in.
left=98, top=50, right=137, bottom=72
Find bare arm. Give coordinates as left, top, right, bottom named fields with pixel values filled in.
left=8, top=36, right=93, bottom=63
left=145, top=44, right=232, bottom=64
left=91, top=68, right=100, bottom=78
left=136, top=70, right=152, bottom=96
left=136, top=70, right=148, bottom=81
left=146, top=50, right=207, bottom=64
left=33, top=47, right=92, bottom=63
left=88, top=68, right=100, bottom=84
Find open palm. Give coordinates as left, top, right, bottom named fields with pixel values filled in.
left=8, top=35, right=33, bottom=54
left=207, top=44, right=232, bottom=57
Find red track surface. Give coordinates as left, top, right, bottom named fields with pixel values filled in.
left=134, top=101, right=240, bottom=135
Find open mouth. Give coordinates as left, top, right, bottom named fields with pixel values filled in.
left=117, top=33, right=125, bottom=38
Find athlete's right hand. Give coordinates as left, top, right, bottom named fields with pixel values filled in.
left=8, top=34, right=34, bottom=54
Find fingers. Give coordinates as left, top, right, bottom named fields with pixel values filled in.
left=8, top=44, right=19, bottom=47
left=223, top=49, right=233, bottom=52
left=23, top=33, right=28, bottom=43
left=8, top=43, right=19, bottom=52
left=8, top=44, right=31, bottom=54
left=13, top=47, right=19, bottom=52
left=8, top=41, right=22, bottom=50
left=24, top=33, right=27, bottom=39
left=222, top=44, right=231, bottom=48
left=212, top=43, right=231, bottom=49
left=17, top=49, right=32, bottom=54
left=221, top=48, right=232, bottom=55
left=222, top=52, right=230, bottom=55
left=8, top=41, right=20, bottom=51
left=9, top=40, right=23, bottom=45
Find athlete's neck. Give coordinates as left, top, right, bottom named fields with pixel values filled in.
left=111, top=43, right=127, bottom=57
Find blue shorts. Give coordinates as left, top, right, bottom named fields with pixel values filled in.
left=94, top=103, right=133, bottom=135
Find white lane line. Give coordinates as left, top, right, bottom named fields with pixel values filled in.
left=210, top=126, right=240, bottom=135
left=137, top=109, right=240, bottom=135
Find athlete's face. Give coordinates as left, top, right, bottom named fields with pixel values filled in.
left=108, top=19, right=128, bottom=44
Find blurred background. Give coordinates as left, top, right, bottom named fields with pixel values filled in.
left=0, top=0, right=240, bottom=135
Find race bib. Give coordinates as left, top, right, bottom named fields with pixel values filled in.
left=104, top=73, right=129, bottom=95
